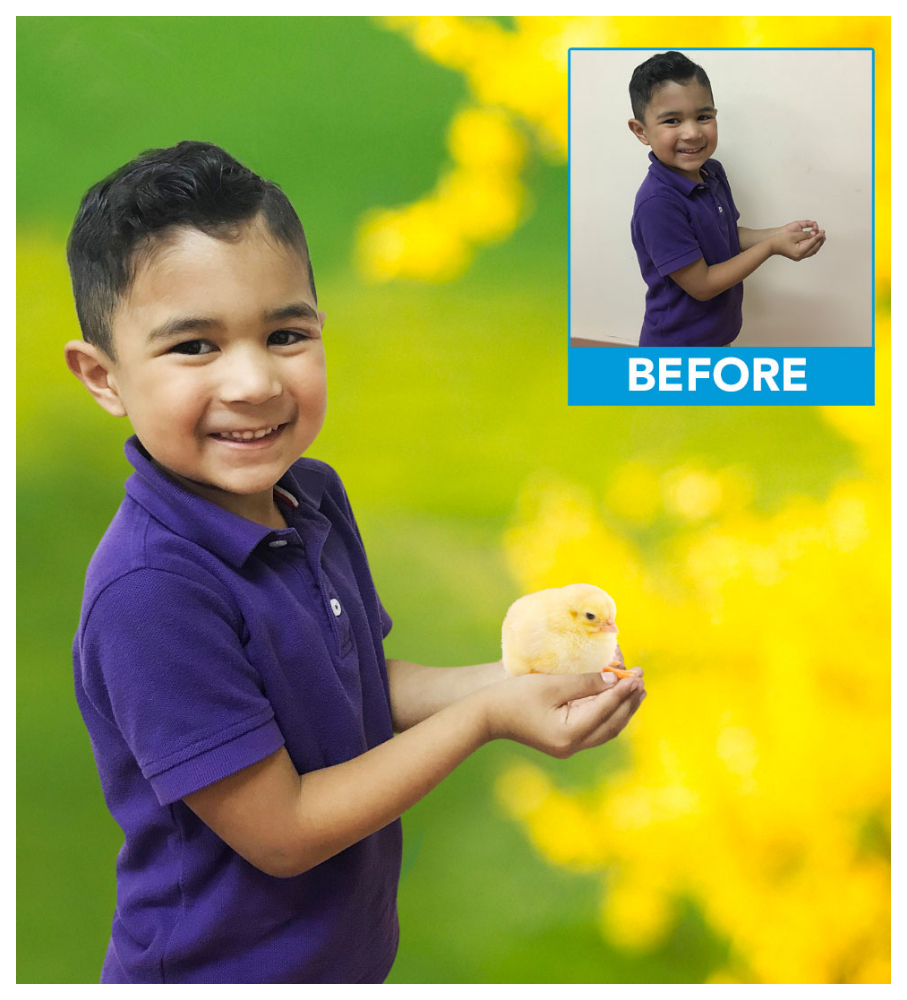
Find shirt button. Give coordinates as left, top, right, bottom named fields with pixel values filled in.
left=330, top=599, right=342, bottom=617
left=718, top=206, right=724, bottom=213
left=269, top=539, right=288, bottom=548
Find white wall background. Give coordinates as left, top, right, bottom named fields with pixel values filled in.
left=570, top=48, right=873, bottom=346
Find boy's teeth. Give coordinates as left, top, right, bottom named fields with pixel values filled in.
left=219, top=426, right=278, bottom=440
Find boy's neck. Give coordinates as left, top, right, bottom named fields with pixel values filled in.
left=155, top=460, right=288, bottom=529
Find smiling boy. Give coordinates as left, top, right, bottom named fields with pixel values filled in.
left=628, top=51, right=827, bottom=346
left=64, top=142, right=647, bottom=984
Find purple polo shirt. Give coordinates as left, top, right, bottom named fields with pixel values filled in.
left=631, top=152, right=743, bottom=346
left=73, top=436, right=401, bottom=984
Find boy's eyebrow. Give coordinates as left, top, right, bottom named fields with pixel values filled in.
left=146, top=316, right=220, bottom=343
left=263, top=302, right=320, bottom=323
left=656, top=106, right=716, bottom=120
left=146, top=302, right=319, bottom=343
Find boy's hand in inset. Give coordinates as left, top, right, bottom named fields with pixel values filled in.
left=479, top=668, right=646, bottom=758
left=781, top=219, right=821, bottom=237
left=771, top=225, right=827, bottom=261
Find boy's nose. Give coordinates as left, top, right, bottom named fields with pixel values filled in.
left=219, top=350, right=282, bottom=405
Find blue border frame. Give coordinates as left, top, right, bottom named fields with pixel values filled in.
left=567, top=47, right=876, bottom=406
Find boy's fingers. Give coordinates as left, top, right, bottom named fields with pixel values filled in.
left=566, top=675, right=644, bottom=737
left=796, top=234, right=821, bottom=255
left=802, top=240, right=825, bottom=259
left=579, top=686, right=647, bottom=750
left=801, top=234, right=826, bottom=258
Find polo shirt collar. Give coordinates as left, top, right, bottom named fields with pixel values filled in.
left=647, top=151, right=711, bottom=198
left=123, top=435, right=327, bottom=569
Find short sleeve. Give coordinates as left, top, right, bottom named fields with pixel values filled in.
left=378, top=600, right=393, bottom=639
left=635, top=196, right=705, bottom=277
left=79, top=569, right=285, bottom=805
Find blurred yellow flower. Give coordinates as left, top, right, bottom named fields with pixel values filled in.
left=446, top=106, right=527, bottom=171
left=601, top=871, right=674, bottom=951
left=495, top=321, right=890, bottom=983
left=436, top=166, right=526, bottom=244
left=356, top=201, right=469, bottom=282
left=362, top=17, right=889, bottom=286
left=662, top=466, right=725, bottom=522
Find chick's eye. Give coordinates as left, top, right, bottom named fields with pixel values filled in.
left=269, top=329, right=306, bottom=346
left=585, top=612, right=596, bottom=621
left=170, top=339, right=214, bottom=356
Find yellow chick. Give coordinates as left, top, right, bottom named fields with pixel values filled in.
left=501, top=583, right=633, bottom=678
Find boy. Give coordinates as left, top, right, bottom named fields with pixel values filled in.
left=627, top=50, right=827, bottom=347
left=64, top=141, right=647, bottom=984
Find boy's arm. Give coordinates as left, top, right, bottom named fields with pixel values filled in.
left=183, top=669, right=645, bottom=878
left=386, top=659, right=508, bottom=731
left=386, top=645, right=627, bottom=731
left=737, top=220, right=821, bottom=251
left=671, top=226, right=826, bottom=302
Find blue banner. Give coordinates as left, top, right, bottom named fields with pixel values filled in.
left=568, top=346, right=875, bottom=406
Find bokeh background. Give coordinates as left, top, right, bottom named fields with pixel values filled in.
left=17, top=17, right=890, bottom=984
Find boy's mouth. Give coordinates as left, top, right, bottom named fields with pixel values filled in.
left=677, top=146, right=706, bottom=156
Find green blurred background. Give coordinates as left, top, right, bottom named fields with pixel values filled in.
left=17, top=17, right=884, bottom=984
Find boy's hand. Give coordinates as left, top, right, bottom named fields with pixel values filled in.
left=771, top=227, right=826, bottom=261
left=780, top=219, right=821, bottom=237
left=480, top=668, right=646, bottom=758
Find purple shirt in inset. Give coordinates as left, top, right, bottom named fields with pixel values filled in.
left=631, top=152, right=743, bottom=346
left=73, top=436, right=401, bottom=983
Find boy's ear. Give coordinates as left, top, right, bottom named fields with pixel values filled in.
left=628, top=118, right=650, bottom=146
left=64, top=340, right=127, bottom=417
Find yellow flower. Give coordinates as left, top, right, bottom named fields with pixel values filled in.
left=355, top=202, right=469, bottom=282
left=447, top=106, right=527, bottom=171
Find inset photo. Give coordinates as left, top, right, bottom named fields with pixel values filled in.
left=569, top=47, right=873, bottom=350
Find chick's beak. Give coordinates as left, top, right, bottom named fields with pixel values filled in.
left=599, top=621, right=619, bottom=634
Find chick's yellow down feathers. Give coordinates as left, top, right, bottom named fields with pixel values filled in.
left=501, top=583, right=632, bottom=678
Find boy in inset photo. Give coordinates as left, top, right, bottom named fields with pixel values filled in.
left=627, top=50, right=826, bottom=347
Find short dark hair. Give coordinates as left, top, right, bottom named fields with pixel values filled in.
left=629, top=51, right=713, bottom=122
left=66, top=141, right=316, bottom=358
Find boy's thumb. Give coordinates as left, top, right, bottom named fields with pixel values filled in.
left=564, top=670, right=617, bottom=699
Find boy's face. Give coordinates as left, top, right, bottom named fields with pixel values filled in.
left=629, top=79, right=718, bottom=182
left=72, top=217, right=327, bottom=524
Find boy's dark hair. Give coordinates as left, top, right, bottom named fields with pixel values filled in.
left=629, top=51, right=713, bottom=122
left=67, top=140, right=316, bottom=358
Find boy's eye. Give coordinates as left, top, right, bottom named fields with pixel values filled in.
left=170, top=339, right=215, bottom=356
left=268, top=329, right=307, bottom=346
